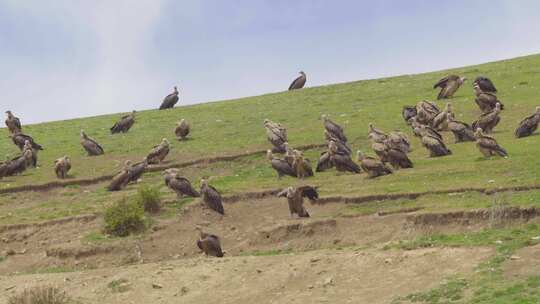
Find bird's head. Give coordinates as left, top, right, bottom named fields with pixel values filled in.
left=460, top=76, right=467, bottom=83
left=495, top=103, right=502, bottom=112
left=266, top=149, right=273, bottom=160
left=162, top=138, right=169, bottom=145
left=328, top=141, right=338, bottom=153
left=356, top=150, right=364, bottom=161
left=299, top=71, right=305, bottom=76
left=200, top=178, right=208, bottom=188
left=286, top=186, right=294, bottom=197
left=536, top=106, right=540, bottom=114
left=80, top=130, right=86, bottom=137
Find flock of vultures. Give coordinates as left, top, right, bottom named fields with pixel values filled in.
left=2, top=71, right=540, bottom=257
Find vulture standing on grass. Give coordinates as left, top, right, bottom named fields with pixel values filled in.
left=80, top=130, right=104, bottom=156
left=264, top=119, right=288, bottom=153
left=292, top=150, right=314, bottom=179
left=475, top=128, right=507, bottom=158
left=11, top=132, right=43, bottom=151
left=159, top=86, right=179, bottom=110
left=384, top=146, right=413, bottom=169
left=433, top=75, right=466, bottom=99
left=110, top=111, right=136, bottom=134
left=386, top=131, right=412, bottom=153
left=163, top=169, right=200, bottom=198
left=200, top=178, right=224, bottom=215
left=473, top=76, right=497, bottom=93
left=368, top=123, right=388, bottom=143
left=420, top=126, right=452, bottom=157
left=447, top=115, right=475, bottom=143
left=277, top=186, right=318, bottom=218
left=196, top=229, right=224, bottom=257
left=175, top=119, right=191, bottom=140
left=22, top=140, right=38, bottom=167
left=324, top=131, right=351, bottom=155
left=107, top=161, right=132, bottom=191
left=472, top=103, right=501, bottom=134
left=267, top=150, right=296, bottom=178
left=356, top=150, right=392, bottom=178
left=402, top=106, right=417, bottom=124
left=322, top=115, right=348, bottom=143
left=147, top=138, right=170, bottom=164
left=415, top=100, right=440, bottom=125
left=431, top=103, right=453, bottom=131
left=474, top=85, right=503, bottom=113
left=5, top=111, right=21, bottom=134
left=413, top=122, right=443, bottom=141
left=127, top=157, right=148, bottom=183
left=328, top=141, right=361, bottom=173
left=54, top=156, right=71, bottom=179
left=515, top=107, right=540, bottom=138
left=288, top=71, right=307, bottom=90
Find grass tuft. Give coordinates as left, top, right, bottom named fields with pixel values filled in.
left=8, top=286, right=72, bottom=304
left=103, top=198, right=146, bottom=237
left=136, top=185, right=161, bottom=213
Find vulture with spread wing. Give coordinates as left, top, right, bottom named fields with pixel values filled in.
left=277, top=186, right=318, bottom=218
left=433, top=75, right=466, bottom=99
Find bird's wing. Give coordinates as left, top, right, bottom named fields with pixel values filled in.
left=276, top=188, right=288, bottom=197
left=288, top=76, right=301, bottom=90
left=299, top=186, right=318, bottom=201
left=433, top=76, right=450, bottom=89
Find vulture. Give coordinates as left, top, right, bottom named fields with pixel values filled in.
left=420, top=126, right=452, bottom=157
left=386, top=131, right=411, bottom=153
left=80, top=130, right=104, bottom=156
left=472, top=103, right=501, bottom=134
left=196, top=229, right=224, bottom=257
left=322, top=115, right=347, bottom=143
left=475, top=128, right=507, bottom=158
left=22, top=140, right=38, bottom=167
left=107, top=161, right=131, bottom=191
left=127, top=157, right=148, bottom=183
left=328, top=141, right=361, bottom=173
left=1, top=150, right=33, bottom=177
left=54, top=156, right=71, bottom=179
left=433, top=75, right=466, bottom=99
left=371, top=141, right=388, bottom=162
left=292, top=150, right=313, bottom=179
left=315, top=151, right=333, bottom=172
left=11, top=132, right=43, bottom=151
left=163, top=169, right=200, bottom=198
left=267, top=150, right=296, bottom=178
left=431, top=103, right=453, bottom=131
left=159, top=86, right=179, bottom=110
left=147, top=138, right=170, bottom=164
left=473, top=76, right=497, bottom=93
left=402, top=106, right=417, bottom=124
left=368, top=123, right=388, bottom=143
left=277, top=186, right=318, bottom=218
left=288, top=71, right=307, bottom=90
left=415, top=100, right=440, bottom=125
left=5, top=111, right=21, bottom=134
left=175, top=119, right=191, bottom=140
left=110, top=111, right=136, bottom=134
left=515, top=107, right=540, bottom=138
left=385, top=147, right=413, bottom=169
left=200, top=178, right=224, bottom=215
left=474, top=85, right=503, bottom=113
left=264, top=119, right=288, bottom=153
left=356, top=150, right=392, bottom=178
left=413, top=123, right=443, bottom=141
left=324, top=131, right=351, bottom=155
left=447, top=116, right=475, bottom=143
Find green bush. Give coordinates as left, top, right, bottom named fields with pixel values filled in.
left=136, top=185, right=161, bottom=213
left=8, top=286, right=71, bottom=304
left=103, top=198, right=146, bottom=237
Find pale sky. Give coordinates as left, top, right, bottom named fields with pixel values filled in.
left=1, top=0, right=540, bottom=124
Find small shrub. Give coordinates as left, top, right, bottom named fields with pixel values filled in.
left=103, top=198, right=146, bottom=237
left=136, top=185, right=161, bottom=213
left=8, top=286, right=71, bottom=304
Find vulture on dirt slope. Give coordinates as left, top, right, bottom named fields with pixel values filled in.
left=264, top=119, right=288, bottom=153
left=277, top=186, right=318, bottom=218
left=175, top=119, right=191, bottom=140
left=515, top=107, right=540, bottom=138
left=54, top=155, right=71, bottom=179
left=11, top=132, right=43, bottom=151
left=80, top=130, right=104, bottom=156
left=267, top=150, right=296, bottom=178
left=147, top=138, right=170, bottom=164
left=475, top=128, right=508, bottom=158
left=110, top=111, right=136, bottom=134
left=419, top=126, right=452, bottom=157
left=196, top=229, right=224, bottom=257
left=322, top=115, right=348, bottom=143
left=107, top=161, right=132, bottom=191
left=433, top=75, right=466, bottom=99
left=200, top=178, right=224, bottom=215
left=474, top=85, right=503, bottom=113
left=447, top=116, right=475, bottom=143
left=473, top=76, right=497, bottom=93
left=356, top=150, right=392, bottom=178
left=328, top=141, right=361, bottom=173
left=472, top=103, right=501, bottom=134
left=5, top=111, right=21, bottom=134
left=159, top=86, right=179, bottom=110
left=288, top=71, right=307, bottom=90
left=163, top=169, right=200, bottom=198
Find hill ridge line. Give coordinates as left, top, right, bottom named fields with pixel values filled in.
left=0, top=143, right=326, bottom=194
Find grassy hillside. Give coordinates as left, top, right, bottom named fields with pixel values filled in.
left=1, top=53, right=540, bottom=223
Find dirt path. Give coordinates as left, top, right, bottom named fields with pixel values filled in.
left=0, top=246, right=493, bottom=304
